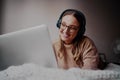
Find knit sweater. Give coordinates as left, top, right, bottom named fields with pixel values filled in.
left=53, top=36, right=99, bottom=70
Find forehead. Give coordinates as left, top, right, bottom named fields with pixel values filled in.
left=62, top=15, right=79, bottom=26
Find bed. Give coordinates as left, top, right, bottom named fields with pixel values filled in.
left=0, top=25, right=120, bottom=80
left=0, top=63, right=120, bottom=80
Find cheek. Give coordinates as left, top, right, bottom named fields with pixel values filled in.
left=71, top=32, right=78, bottom=39
left=59, top=29, right=62, bottom=34
left=59, top=29, right=64, bottom=38
left=72, top=30, right=79, bottom=37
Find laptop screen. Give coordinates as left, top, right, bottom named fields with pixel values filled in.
left=0, top=24, right=57, bottom=70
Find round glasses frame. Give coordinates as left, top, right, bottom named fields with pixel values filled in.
left=60, top=23, right=79, bottom=33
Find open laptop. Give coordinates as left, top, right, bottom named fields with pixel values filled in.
left=0, top=24, right=57, bottom=70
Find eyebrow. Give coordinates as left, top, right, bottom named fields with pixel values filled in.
left=62, top=22, right=79, bottom=27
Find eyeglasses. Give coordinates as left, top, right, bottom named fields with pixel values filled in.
left=60, top=23, right=79, bottom=33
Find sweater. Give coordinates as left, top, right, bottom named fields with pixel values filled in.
left=53, top=36, right=99, bottom=70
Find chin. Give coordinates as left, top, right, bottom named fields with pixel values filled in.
left=61, top=38, right=71, bottom=44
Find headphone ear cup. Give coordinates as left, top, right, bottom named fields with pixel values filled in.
left=56, top=19, right=61, bottom=28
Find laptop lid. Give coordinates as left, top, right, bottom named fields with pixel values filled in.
left=0, top=24, right=57, bottom=70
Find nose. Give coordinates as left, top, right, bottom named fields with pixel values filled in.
left=63, top=27, right=70, bottom=33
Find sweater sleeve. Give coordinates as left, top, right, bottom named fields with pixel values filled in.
left=81, top=37, right=99, bottom=70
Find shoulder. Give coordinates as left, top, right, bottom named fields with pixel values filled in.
left=52, top=39, right=60, bottom=47
left=79, top=36, right=97, bottom=51
left=52, top=39, right=62, bottom=58
left=52, top=39, right=61, bottom=51
left=81, top=36, right=95, bottom=45
left=81, top=36, right=99, bottom=60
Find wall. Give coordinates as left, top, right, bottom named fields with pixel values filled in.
left=1, top=0, right=120, bottom=63
left=0, top=0, right=4, bottom=34
left=78, top=1, right=120, bottom=63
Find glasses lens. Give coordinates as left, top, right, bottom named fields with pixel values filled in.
left=60, top=23, right=79, bottom=32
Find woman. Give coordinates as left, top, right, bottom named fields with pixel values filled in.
left=53, top=9, right=100, bottom=70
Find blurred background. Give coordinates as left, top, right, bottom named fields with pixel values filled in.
left=0, top=0, right=120, bottom=63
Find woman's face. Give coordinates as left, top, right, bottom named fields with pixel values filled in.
left=59, top=15, right=80, bottom=44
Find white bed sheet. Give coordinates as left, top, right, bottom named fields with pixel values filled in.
left=0, top=63, right=120, bottom=80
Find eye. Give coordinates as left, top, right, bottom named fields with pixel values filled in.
left=69, top=26, right=79, bottom=30
left=61, top=23, right=66, bottom=27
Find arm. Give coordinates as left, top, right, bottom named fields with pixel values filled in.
left=81, top=37, right=99, bottom=70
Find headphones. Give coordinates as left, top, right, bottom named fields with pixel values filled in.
left=56, top=9, right=86, bottom=37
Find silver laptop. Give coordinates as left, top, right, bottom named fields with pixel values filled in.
left=0, top=24, right=57, bottom=70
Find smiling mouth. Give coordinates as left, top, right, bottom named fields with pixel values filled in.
left=63, top=34, right=70, bottom=38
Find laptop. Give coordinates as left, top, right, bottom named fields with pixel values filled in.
left=0, top=24, right=57, bottom=70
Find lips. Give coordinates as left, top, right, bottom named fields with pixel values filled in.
left=62, top=34, right=70, bottom=38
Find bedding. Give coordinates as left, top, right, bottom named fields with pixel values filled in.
left=0, top=63, right=120, bottom=80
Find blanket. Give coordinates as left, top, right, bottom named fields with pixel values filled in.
left=0, top=63, right=120, bottom=80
